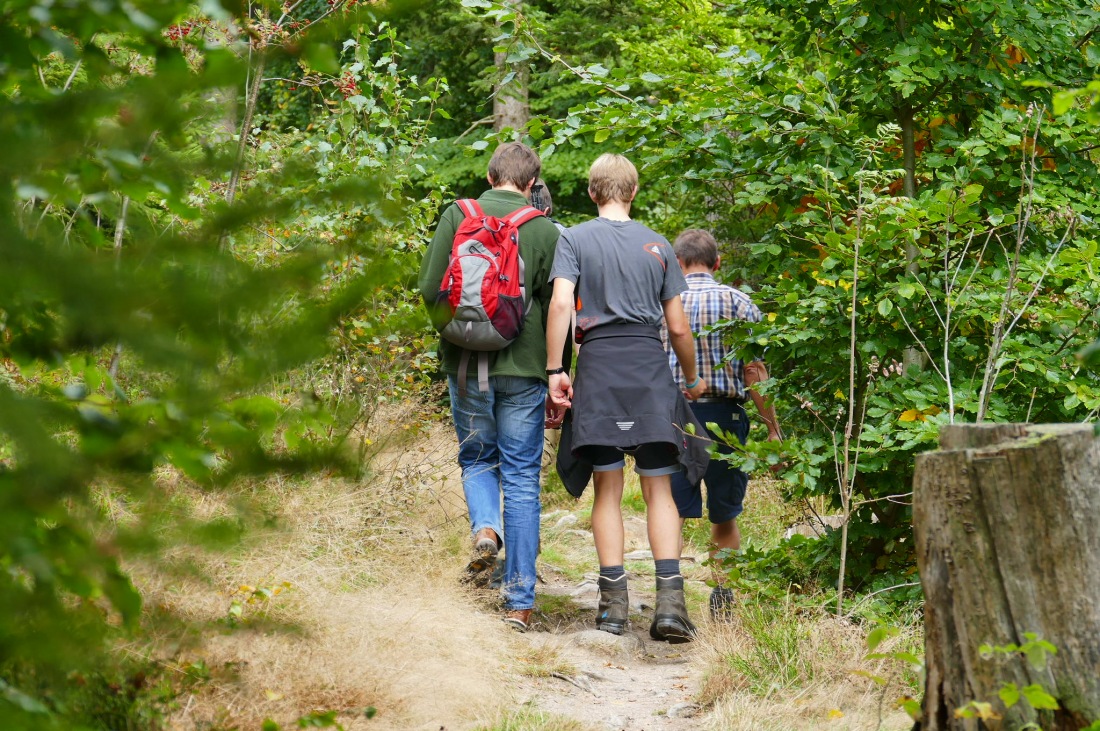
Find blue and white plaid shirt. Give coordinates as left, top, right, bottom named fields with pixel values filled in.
left=661, top=272, right=762, bottom=401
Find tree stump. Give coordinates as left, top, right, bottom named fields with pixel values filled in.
left=913, top=423, right=1100, bottom=730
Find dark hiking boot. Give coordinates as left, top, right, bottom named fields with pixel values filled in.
left=709, top=586, right=736, bottom=620
left=596, top=575, right=629, bottom=635
left=650, top=576, right=697, bottom=643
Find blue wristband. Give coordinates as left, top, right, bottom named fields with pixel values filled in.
left=685, top=376, right=700, bottom=389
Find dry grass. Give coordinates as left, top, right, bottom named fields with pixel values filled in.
left=471, top=707, right=600, bottom=731
left=129, top=402, right=535, bottom=731
left=116, top=398, right=925, bottom=731
left=695, top=601, right=920, bottom=731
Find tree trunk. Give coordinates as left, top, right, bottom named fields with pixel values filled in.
left=898, top=100, right=925, bottom=373
left=493, top=0, right=529, bottom=133
left=913, top=423, right=1100, bottom=731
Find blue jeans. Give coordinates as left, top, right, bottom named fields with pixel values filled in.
left=448, top=374, right=545, bottom=611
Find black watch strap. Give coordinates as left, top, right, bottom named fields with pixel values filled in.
left=546, top=367, right=566, bottom=376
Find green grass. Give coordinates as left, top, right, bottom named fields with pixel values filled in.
left=726, top=601, right=814, bottom=694
left=534, top=593, right=591, bottom=625
left=541, top=467, right=580, bottom=510
left=538, top=545, right=589, bottom=582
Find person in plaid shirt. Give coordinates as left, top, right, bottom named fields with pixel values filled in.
left=660, top=228, right=782, bottom=618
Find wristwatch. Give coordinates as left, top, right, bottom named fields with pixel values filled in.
left=546, top=367, right=566, bottom=375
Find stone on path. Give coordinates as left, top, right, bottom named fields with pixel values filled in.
left=667, top=702, right=701, bottom=718
left=570, top=629, right=645, bottom=661
left=553, top=513, right=579, bottom=530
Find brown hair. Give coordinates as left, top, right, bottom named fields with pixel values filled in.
left=587, top=153, right=637, bottom=205
left=673, top=229, right=719, bottom=269
left=487, top=142, right=541, bottom=190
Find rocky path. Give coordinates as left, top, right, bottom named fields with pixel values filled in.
left=506, top=511, right=715, bottom=730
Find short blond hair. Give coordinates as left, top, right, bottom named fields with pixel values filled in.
left=587, top=153, right=637, bottom=205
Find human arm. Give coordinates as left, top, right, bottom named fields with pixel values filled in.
left=662, top=295, right=706, bottom=400
left=546, top=277, right=575, bottom=411
left=744, top=360, right=782, bottom=441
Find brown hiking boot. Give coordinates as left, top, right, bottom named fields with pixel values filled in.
left=596, top=575, right=629, bottom=635
left=503, top=608, right=532, bottom=632
left=463, top=528, right=500, bottom=585
left=650, top=577, right=697, bottom=643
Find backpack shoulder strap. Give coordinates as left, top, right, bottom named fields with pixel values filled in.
left=506, top=205, right=545, bottom=228
left=456, top=199, right=484, bottom=219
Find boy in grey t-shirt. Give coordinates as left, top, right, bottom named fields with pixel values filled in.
left=546, top=154, right=707, bottom=642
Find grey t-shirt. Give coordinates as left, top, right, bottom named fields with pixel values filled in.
left=549, top=217, right=687, bottom=341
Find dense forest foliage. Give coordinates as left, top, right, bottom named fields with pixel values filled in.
left=2, top=0, right=1098, bottom=727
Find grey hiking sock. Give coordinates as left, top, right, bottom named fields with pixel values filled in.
left=654, top=558, right=680, bottom=580
left=600, top=564, right=625, bottom=581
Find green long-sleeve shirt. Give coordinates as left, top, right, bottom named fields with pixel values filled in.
left=418, top=189, right=561, bottom=382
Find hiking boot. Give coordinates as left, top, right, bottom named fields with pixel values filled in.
left=469, top=527, right=500, bottom=569
left=463, top=528, right=500, bottom=585
left=503, top=608, right=532, bottom=633
left=709, top=586, right=735, bottom=620
left=596, top=575, right=629, bottom=635
left=650, top=577, right=697, bottom=643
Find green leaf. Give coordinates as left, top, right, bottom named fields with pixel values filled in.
left=0, top=679, right=51, bottom=714
left=1053, top=89, right=1080, bottom=116
left=640, top=72, right=664, bottom=83
left=877, top=298, right=894, bottom=316
left=1021, top=684, right=1059, bottom=710
left=999, top=683, right=1021, bottom=708
left=593, top=128, right=610, bottom=143
left=866, top=626, right=889, bottom=651
left=470, top=140, right=490, bottom=151
left=103, top=565, right=143, bottom=627
left=303, top=43, right=340, bottom=75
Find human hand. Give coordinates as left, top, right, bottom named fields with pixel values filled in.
left=684, top=377, right=707, bottom=401
left=545, top=394, right=566, bottom=429
left=548, top=372, right=573, bottom=410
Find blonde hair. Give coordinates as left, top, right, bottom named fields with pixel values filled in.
left=587, top=153, right=637, bottom=205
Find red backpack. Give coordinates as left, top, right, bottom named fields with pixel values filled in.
left=437, top=199, right=545, bottom=394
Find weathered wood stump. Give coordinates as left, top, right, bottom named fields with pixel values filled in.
left=913, top=423, right=1100, bottom=730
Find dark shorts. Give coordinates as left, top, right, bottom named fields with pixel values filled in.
left=582, top=441, right=681, bottom=477
left=670, top=400, right=749, bottom=524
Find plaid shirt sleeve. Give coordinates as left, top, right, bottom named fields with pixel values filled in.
left=666, top=274, right=762, bottom=400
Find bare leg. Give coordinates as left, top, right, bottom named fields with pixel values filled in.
left=640, top=474, right=681, bottom=561
left=592, top=469, right=625, bottom=567
left=710, top=518, right=740, bottom=587
left=711, top=518, right=741, bottom=552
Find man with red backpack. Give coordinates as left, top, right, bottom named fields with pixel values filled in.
left=418, top=142, right=561, bottom=631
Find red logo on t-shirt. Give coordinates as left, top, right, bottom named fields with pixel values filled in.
left=644, top=243, right=667, bottom=270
